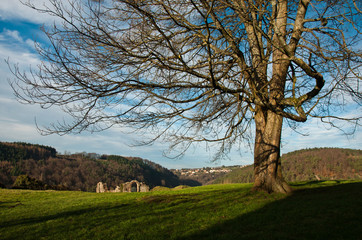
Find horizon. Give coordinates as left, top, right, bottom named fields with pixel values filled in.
left=1, top=140, right=361, bottom=170
left=1, top=1, right=361, bottom=169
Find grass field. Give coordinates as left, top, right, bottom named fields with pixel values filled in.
left=0, top=181, right=361, bottom=240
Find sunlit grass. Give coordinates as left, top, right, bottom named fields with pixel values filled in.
left=1, top=181, right=361, bottom=239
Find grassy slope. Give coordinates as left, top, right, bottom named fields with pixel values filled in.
left=0, top=181, right=361, bottom=240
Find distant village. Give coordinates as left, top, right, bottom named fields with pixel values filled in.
left=172, top=165, right=247, bottom=177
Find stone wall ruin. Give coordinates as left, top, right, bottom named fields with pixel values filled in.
left=96, top=180, right=149, bottom=193
left=96, top=182, right=108, bottom=193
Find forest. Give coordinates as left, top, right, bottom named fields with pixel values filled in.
left=214, top=148, right=362, bottom=184
left=1, top=142, right=361, bottom=191
left=0, top=142, right=199, bottom=191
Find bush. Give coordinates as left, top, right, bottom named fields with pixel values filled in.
left=12, top=175, right=45, bottom=190
left=151, top=186, right=171, bottom=192
left=173, top=185, right=190, bottom=190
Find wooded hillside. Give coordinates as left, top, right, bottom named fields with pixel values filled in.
left=1, top=143, right=360, bottom=190
left=214, top=148, right=362, bottom=184
left=0, top=142, right=199, bottom=191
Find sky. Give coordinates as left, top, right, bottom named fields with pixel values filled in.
left=0, top=0, right=361, bottom=169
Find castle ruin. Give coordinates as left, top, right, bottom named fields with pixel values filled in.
left=96, top=180, right=149, bottom=193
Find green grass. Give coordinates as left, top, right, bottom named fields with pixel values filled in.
left=0, top=181, right=361, bottom=240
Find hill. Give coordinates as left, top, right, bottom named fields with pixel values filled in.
left=0, top=142, right=200, bottom=191
left=214, top=148, right=362, bottom=184
left=2, top=143, right=360, bottom=190
left=0, top=181, right=361, bottom=239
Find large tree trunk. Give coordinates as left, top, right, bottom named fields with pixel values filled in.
left=251, top=0, right=292, bottom=194
left=253, top=107, right=292, bottom=194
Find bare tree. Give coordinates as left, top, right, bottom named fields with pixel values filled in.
left=10, top=0, right=361, bottom=193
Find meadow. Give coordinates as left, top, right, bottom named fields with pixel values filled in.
left=1, top=181, right=361, bottom=240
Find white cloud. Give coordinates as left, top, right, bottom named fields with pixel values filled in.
left=4, top=29, right=23, bottom=42
left=0, top=0, right=58, bottom=24
left=0, top=42, right=40, bottom=104
left=1, top=28, right=37, bottom=48
left=0, top=28, right=37, bottom=51
left=0, top=121, right=38, bottom=140
left=25, top=38, right=36, bottom=48
left=0, top=97, right=16, bottom=104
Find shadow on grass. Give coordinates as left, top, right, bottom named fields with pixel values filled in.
left=289, top=180, right=341, bottom=187
left=1, top=203, right=131, bottom=228
left=180, top=182, right=362, bottom=240
left=1, top=182, right=361, bottom=240
left=0, top=186, right=257, bottom=240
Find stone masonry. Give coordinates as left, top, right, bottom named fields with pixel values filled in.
left=96, top=180, right=149, bottom=193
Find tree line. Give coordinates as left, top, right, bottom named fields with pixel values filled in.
left=0, top=142, right=56, bottom=162
left=0, top=142, right=200, bottom=191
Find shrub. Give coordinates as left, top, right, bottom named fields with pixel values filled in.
left=12, top=175, right=45, bottom=190
left=151, top=186, right=171, bottom=192
left=173, top=185, right=190, bottom=190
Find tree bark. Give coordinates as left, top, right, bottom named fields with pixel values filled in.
left=253, top=107, right=292, bottom=194
left=251, top=0, right=292, bottom=194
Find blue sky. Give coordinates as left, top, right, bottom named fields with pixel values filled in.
left=0, top=0, right=361, bottom=169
